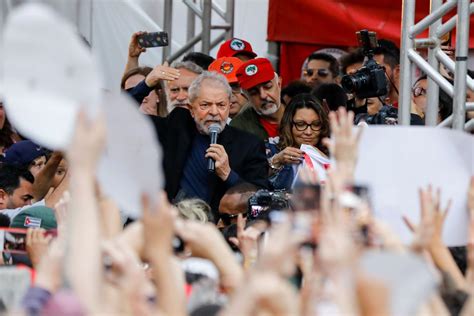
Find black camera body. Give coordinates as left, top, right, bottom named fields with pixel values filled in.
left=365, top=104, right=398, bottom=125
left=341, top=30, right=388, bottom=99
left=247, top=189, right=289, bottom=221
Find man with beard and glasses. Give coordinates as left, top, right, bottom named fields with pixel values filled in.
left=230, top=58, right=285, bottom=153
left=165, top=60, right=203, bottom=113
left=151, top=71, right=269, bottom=221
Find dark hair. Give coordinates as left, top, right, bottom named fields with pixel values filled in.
left=182, top=52, right=215, bottom=70
left=281, top=80, right=312, bottom=104
left=0, top=165, right=34, bottom=195
left=0, top=213, right=10, bottom=227
left=312, top=83, right=348, bottom=112
left=307, top=52, right=340, bottom=77
left=278, top=93, right=329, bottom=154
left=120, top=66, right=153, bottom=90
left=0, top=117, right=16, bottom=151
left=413, top=75, right=453, bottom=121
left=339, top=48, right=365, bottom=75
left=373, top=39, right=400, bottom=69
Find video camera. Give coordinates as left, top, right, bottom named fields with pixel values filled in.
left=247, top=189, right=289, bottom=221
left=341, top=30, right=388, bottom=99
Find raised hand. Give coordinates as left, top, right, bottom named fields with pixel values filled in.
left=128, top=31, right=146, bottom=58
left=67, top=110, right=106, bottom=172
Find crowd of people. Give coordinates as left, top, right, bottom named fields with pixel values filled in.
left=0, top=22, right=474, bottom=316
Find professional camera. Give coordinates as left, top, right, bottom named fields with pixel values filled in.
left=247, top=189, right=289, bottom=221
left=365, top=104, right=398, bottom=125
left=341, top=30, right=388, bottom=99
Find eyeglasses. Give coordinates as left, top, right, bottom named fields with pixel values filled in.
left=292, top=121, right=322, bottom=132
left=304, top=68, right=330, bottom=78
left=220, top=212, right=246, bottom=226
left=413, top=86, right=427, bottom=97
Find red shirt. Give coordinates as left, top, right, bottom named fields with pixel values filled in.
left=258, top=117, right=279, bottom=138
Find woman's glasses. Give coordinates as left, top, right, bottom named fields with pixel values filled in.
left=292, top=121, right=322, bottom=132
left=413, top=86, right=427, bottom=97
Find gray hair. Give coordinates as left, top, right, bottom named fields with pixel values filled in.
left=188, top=71, right=232, bottom=103
left=175, top=198, right=210, bottom=222
left=170, top=60, right=203, bottom=75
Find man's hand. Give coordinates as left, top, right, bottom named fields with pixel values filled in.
left=128, top=32, right=146, bottom=58
left=67, top=110, right=106, bottom=172
left=142, top=191, right=175, bottom=258
left=26, top=228, right=53, bottom=268
left=206, top=144, right=231, bottom=181
left=145, top=65, right=180, bottom=88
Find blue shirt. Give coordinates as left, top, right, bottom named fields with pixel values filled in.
left=179, top=134, right=241, bottom=203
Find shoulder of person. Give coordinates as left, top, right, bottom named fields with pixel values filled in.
left=226, top=124, right=260, bottom=141
left=229, top=107, right=259, bottom=127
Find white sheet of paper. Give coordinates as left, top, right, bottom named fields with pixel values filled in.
left=297, top=144, right=330, bottom=183
left=360, top=250, right=438, bottom=316
left=1, top=3, right=101, bottom=149
left=97, top=92, right=163, bottom=219
left=355, top=126, right=473, bottom=246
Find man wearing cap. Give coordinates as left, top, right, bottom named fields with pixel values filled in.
left=151, top=71, right=268, bottom=221
left=3, top=140, right=47, bottom=177
left=208, top=57, right=249, bottom=121
left=231, top=58, right=284, bottom=149
left=217, top=38, right=257, bottom=62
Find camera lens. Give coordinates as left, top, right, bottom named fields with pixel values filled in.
left=341, top=71, right=371, bottom=94
left=341, top=75, right=356, bottom=93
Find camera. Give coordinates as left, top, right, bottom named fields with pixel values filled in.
left=341, top=30, right=388, bottom=99
left=247, top=189, right=289, bottom=221
left=365, top=104, right=398, bottom=125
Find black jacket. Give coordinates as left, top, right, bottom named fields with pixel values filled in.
left=151, top=108, right=269, bottom=220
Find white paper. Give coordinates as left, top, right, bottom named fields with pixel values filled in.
left=97, top=92, right=163, bottom=219
left=355, top=126, right=473, bottom=246
left=297, top=144, right=331, bottom=183
left=1, top=3, right=101, bottom=149
left=360, top=250, right=438, bottom=316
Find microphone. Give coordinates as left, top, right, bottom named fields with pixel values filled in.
left=207, top=123, right=222, bottom=172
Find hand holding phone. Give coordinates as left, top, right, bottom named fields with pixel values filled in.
left=137, top=32, right=169, bottom=48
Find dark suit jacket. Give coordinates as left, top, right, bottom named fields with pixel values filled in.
left=152, top=108, right=269, bottom=220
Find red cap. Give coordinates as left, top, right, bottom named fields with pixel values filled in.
left=208, top=57, right=244, bottom=84
left=236, top=58, right=275, bottom=90
left=217, top=38, right=257, bottom=59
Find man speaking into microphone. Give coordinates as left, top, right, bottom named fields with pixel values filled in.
left=151, top=71, right=269, bottom=221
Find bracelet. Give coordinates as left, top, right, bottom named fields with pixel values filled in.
left=269, top=155, right=283, bottom=171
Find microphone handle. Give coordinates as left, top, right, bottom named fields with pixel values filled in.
left=208, top=131, right=218, bottom=172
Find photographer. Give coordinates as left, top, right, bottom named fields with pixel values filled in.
left=342, top=34, right=424, bottom=125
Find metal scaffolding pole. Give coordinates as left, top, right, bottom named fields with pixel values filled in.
left=162, top=0, right=172, bottom=63
left=225, top=0, right=234, bottom=39
left=425, top=0, right=442, bottom=126
left=452, top=0, right=470, bottom=130
left=201, top=0, right=212, bottom=54
left=399, top=0, right=473, bottom=131
left=399, top=0, right=416, bottom=125
left=186, top=0, right=196, bottom=51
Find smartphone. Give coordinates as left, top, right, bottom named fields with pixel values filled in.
left=0, top=228, right=27, bottom=255
left=137, top=32, right=169, bottom=48
left=0, top=228, right=57, bottom=255
left=290, top=184, right=321, bottom=213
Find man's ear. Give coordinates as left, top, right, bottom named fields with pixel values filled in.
left=393, top=64, right=401, bottom=87
left=0, top=189, right=8, bottom=208
left=278, top=76, right=282, bottom=88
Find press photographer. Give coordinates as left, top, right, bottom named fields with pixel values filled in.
left=342, top=30, right=424, bottom=125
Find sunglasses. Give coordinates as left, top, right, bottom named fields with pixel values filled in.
left=220, top=212, right=246, bottom=226
left=304, top=68, right=330, bottom=78
left=413, top=86, right=427, bottom=97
